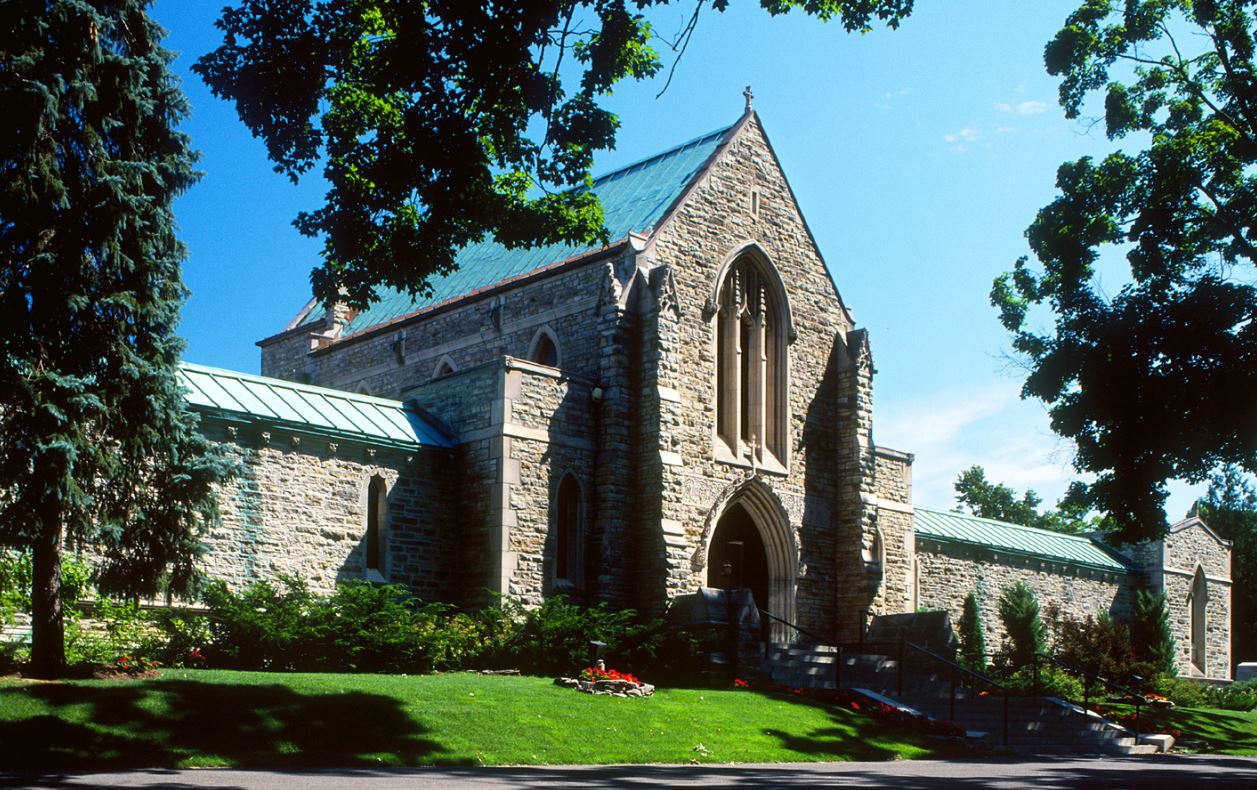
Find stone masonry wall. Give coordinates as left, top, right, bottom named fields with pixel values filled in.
left=870, top=448, right=914, bottom=617
left=261, top=258, right=611, bottom=400
left=199, top=419, right=455, bottom=603
left=915, top=538, right=1132, bottom=655
left=1161, top=521, right=1232, bottom=679
left=504, top=365, right=597, bottom=605
left=644, top=114, right=858, bottom=638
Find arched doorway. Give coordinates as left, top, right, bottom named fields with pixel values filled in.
left=706, top=503, right=769, bottom=612
left=701, top=482, right=797, bottom=643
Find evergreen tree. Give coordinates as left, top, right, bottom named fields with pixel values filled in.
left=997, top=582, right=1046, bottom=668
left=1131, top=588, right=1177, bottom=678
left=958, top=591, right=986, bottom=672
left=0, top=1, right=234, bottom=677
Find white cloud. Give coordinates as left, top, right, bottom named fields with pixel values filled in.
left=877, top=382, right=1214, bottom=521
left=943, top=126, right=981, bottom=152
left=995, top=100, right=1046, bottom=116
left=877, top=383, right=1080, bottom=510
left=875, top=87, right=911, bottom=110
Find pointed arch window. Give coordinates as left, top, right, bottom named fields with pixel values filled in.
left=528, top=327, right=561, bottom=368
left=432, top=356, right=456, bottom=380
left=366, top=475, right=388, bottom=576
left=1189, top=566, right=1207, bottom=673
left=715, top=253, right=790, bottom=465
left=555, top=474, right=582, bottom=587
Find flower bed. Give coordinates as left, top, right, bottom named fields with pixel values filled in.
left=555, top=665, right=655, bottom=697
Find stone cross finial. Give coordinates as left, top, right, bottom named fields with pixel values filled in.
left=743, top=85, right=754, bottom=112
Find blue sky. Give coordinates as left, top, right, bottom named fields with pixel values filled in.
left=152, top=1, right=1205, bottom=519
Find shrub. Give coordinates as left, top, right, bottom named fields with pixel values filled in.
left=506, top=596, right=656, bottom=676
left=997, top=582, right=1045, bottom=668
left=1153, top=675, right=1212, bottom=708
left=958, top=591, right=985, bottom=672
left=1154, top=676, right=1257, bottom=711
left=0, top=549, right=31, bottom=628
left=1052, top=612, right=1155, bottom=689
left=1211, top=679, right=1257, bottom=712
left=1131, top=588, right=1176, bottom=677
left=201, top=575, right=321, bottom=670
left=1003, top=664, right=1085, bottom=701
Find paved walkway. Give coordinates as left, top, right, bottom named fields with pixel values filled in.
left=4, top=755, right=1257, bottom=789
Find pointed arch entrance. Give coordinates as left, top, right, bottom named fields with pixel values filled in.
left=702, top=481, right=797, bottom=643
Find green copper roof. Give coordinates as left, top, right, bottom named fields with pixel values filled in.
left=180, top=363, right=451, bottom=450
left=914, top=506, right=1129, bottom=572
left=298, top=123, right=734, bottom=337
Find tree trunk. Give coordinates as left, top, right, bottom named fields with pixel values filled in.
left=29, top=520, right=66, bottom=679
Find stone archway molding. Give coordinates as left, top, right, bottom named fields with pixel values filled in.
left=694, top=474, right=799, bottom=643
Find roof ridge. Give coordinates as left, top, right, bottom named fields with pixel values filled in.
left=914, top=505, right=1096, bottom=543
left=584, top=123, right=735, bottom=188
left=180, top=361, right=408, bottom=408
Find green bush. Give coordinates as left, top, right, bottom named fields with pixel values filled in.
left=146, top=609, right=213, bottom=667
left=1052, top=612, right=1156, bottom=689
left=1003, top=663, right=1086, bottom=701
left=1211, top=679, right=1257, bottom=711
left=201, top=575, right=321, bottom=670
left=1154, top=676, right=1257, bottom=711
left=0, top=549, right=32, bottom=628
left=502, top=595, right=657, bottom=676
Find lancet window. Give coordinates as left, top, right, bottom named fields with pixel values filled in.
left=715, top=255, right=789, bottom=465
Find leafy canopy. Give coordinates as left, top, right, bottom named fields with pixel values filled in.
left=953, top=465, right=1094, bottom=534
left=991, top=0, right=1257, bottom=543
left=0, top=1, right=235, bottom=675
left=194, top=0, right=915, bottom=309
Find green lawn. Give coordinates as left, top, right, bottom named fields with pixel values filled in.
left=1130, top=705, right=1257, bottom=756
left=0, top=671, right=958, bottom=769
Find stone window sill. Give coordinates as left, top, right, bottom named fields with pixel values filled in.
left=713, top=443, right=789, bottom=476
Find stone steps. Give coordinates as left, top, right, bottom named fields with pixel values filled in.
left=765, top=644, right=1153, bottom=756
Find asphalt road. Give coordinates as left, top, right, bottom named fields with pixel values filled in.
left=3, top=755, right=1256, bottom=790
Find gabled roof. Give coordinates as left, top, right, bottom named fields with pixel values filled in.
left=1169, top=515, right=1232, bottom=547
left=286, top=123, right=736, bottom=338
left=914, top=506, right=1129, bottom=572
left=180, top=363, right=451, bottom=450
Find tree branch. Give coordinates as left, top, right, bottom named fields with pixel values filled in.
left=655, top=0, right=705, bottom=100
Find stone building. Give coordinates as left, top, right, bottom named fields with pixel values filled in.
left=185, top=106, right=1233, bottom=679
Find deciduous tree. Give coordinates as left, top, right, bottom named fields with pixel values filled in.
left=194, top=0, right=916, bottom=309
left=992, top=0, right=1257, bottom=542
left=0, top=1, right=234, bottom=677
left=953, top=465, right=1093, bottom=534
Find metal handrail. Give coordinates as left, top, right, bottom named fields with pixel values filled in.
left=1033, top=652, right=1144, bottom=737
left=756, top=607, right=829, bottom=646
left=983, top=649, right=1145, bottom=738
left=758, top=609, right=1013, bottom=746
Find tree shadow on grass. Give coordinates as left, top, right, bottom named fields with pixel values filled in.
left=744, top=689, right=967, bottom=761
left=0, top=678, right=445, bottom=770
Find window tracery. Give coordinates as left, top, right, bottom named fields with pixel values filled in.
left=715, top=255, right=789, bottom=465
